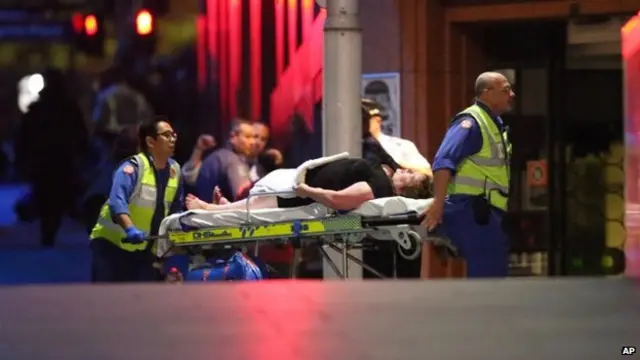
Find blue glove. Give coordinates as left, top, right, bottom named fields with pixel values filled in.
left=124, top=227, right=146, bottom=244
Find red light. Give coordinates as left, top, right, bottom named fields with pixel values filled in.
left=135, top=9, right=154, bottom=36
left=71, top=12, right=84, bottom=33
left=84, top=14, right=98, bottom=36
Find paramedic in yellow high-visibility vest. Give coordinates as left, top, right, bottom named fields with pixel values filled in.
left=90, top=119, right=184, bottom=282
left=421, top=72, right=515, bottom=278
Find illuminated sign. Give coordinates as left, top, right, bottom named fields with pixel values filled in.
left=0, top=0, right=88, bottom=10
left=0, top=10, right=70, bottom=41
left=0, top=22, right=66, bottom=40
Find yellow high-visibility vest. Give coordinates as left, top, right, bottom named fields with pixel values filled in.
left=90, top=153, right=181, bottom=252
left=448, top=104, right=511, bottom=210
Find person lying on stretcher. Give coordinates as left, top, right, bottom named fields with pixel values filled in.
left=185, top=158, right=431, bottom=212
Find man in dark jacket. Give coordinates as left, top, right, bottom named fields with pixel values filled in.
left=194, top=118, right=255, bottom=202
left=15, top=68, right=89, bottom=247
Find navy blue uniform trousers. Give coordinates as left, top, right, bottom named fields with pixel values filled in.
left=442, top=198, right=509, bottom=278
left=91, top=238, right=156, bottom=282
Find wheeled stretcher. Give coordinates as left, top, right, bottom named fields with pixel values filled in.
left=156, top=192, right=455, bottom=279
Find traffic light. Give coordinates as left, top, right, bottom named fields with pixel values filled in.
left=84, top=14, right=99, bottom=36
left=132, top=9, right=156, bottom=55
left=135, top=9, right=154, bottom=36
left=71, top=12, right=105, bottom=57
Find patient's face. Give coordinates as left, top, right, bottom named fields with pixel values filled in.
left=392, top=169, right=426, bottom=194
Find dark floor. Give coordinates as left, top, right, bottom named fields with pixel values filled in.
left=0, top=184, right=91, bottom=284
left=0, top=278, right=637, bottom=360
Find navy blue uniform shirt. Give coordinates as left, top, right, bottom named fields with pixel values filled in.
left=109, top=155, right=184, bottom=236
left=432, top=101, right=508, bottom=207
left=195, top=147, right=251, bottom=203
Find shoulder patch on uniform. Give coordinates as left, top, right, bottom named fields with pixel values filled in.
left=460, top=119, right=473, bottom=129
left=169, top=167, right=177, bottom=178
left=127, top=155, right=139, bottom=165
left=122, top=164, right=135, bottom=174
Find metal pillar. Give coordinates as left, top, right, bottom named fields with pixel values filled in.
left=321, top=0, right=363, bottom=280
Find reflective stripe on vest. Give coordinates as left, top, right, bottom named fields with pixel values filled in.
left=448, top=104, right=511, bottom=210
left=89, top=153, right=181, bottom=252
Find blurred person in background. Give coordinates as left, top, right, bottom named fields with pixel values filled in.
left=81, top=125, right=140, bottom=233
left=90, top=119, right=183, bottom=282
left=363, top=80, right=398, bottom=135
left=14, top=68, right=89, bottom=247
left=194, top=118, right=254, bottom=202
left=361, top=99, right=430, bottom=279
left=360, top=99, right=401, bottom=278
left=90, top=66, right=153, bottom=165
left=362, top=99, right=401, bottom=171
left=362, top=98, right=432, bottom=178
left=181, top=134, right=217, bottom=189
left=250, top=122, right=283, bottom=181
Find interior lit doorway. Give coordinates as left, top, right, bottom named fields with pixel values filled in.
left=468, top=20, right=625, bottom=277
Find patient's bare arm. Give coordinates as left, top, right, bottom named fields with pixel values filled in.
left=295, top=182, right=374, bottom=211
left=185, top=182, right=375, bottom=212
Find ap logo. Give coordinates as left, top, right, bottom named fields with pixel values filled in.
left=621, top=346, right=637, bottom=355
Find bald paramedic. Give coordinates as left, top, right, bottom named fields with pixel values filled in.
left=90, top=119, right=184, bottom=282
left=421, top=71, right=515, bottom=278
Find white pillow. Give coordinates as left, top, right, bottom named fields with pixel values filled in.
left=250, top=169, right=298, bottom=198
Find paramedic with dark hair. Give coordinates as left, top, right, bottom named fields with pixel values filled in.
left=185, top=158, right=430, bottom=211
left=89, top=119, right=184, bottom=282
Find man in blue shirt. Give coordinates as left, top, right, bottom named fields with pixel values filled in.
left=90, top=119, right=184, bottom=282
left=194, top=118, right=255, bottom=202
left=421, top=71, right=515, bottom=278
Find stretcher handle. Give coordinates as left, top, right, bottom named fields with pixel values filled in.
left=121, top=235, right=164, bottom=244
left=361, top=211, right=424, bottom=227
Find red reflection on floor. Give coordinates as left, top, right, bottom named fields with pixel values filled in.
left=238, top=281, right=326, bottom=359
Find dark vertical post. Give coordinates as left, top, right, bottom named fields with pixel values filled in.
left=547, top=22, right=568, bottom=276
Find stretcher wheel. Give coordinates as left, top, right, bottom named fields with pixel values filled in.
left=397, top=231, right=421, bottom=260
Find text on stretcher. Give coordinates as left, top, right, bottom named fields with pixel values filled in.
left=167, top=216, right=365, bottom=245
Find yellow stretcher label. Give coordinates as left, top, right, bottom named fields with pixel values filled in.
left=168, top=216, right=363, bottom=245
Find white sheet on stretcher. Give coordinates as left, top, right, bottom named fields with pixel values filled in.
left=250, top=152, right=349, bottom=198
left=155, top=197, right=433, bottom=257
left=159, top=197, right=433, bottom=234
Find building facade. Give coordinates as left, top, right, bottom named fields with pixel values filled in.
left=198, top=0, right=638, bottom=156
left=197, top=0, right=638, bottom=276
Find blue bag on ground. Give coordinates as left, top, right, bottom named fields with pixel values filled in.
left=184, top=252, right=265, bottom=282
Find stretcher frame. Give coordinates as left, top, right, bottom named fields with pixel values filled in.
left=156, top=191, right=457, bottom=279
